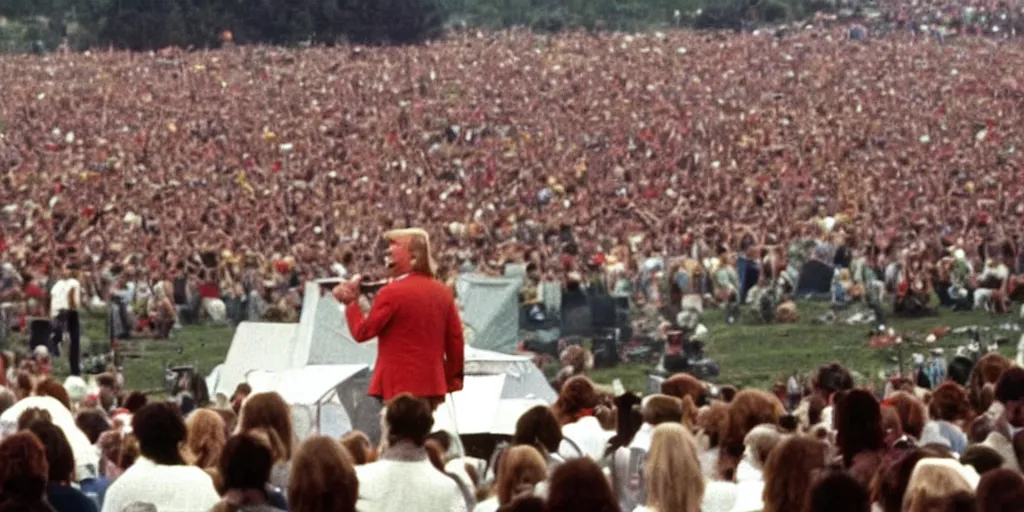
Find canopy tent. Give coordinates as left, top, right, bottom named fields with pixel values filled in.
left=434, top=347, right=556, bottom=436
left=456, top=274, right=523, bottom=353
left=292, top=281, right=378, bottom=368
left=245, top=364, right=375, bottom=440
left=214, top=281, right=378, bottom=399
left=213, top=322, right=298, bottom=399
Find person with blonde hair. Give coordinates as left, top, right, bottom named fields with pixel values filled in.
left=477, top=445, right=547, bottom=512
left=902, top=458, right=978, bottom=512
left=635, top=423, right=706, bottom=512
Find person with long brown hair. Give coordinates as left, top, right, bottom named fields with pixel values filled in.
left=238, top=392, right=295, bottom=489
left=544, top=458, right=619, bottom=512
left=288, top=436, right=358, bottom=512
left=186, top=408, right=226, bottom=470
left=0, top=431, right=55, bottom=512
left=212, top=434, right=286, bottom=512
left=761, top=436, right=830, bottom=512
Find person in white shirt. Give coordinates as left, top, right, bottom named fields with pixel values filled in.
left=610, top=394, right=684, bottom=512
left=357, top=394, right=468, bottom=512
left=556, top=376, right=615, bottom=462
left=101, top=402, right=220, bottom=512
left=49, top=264, right=83, bottom=375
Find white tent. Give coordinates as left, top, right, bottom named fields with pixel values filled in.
left=213, top=322, right=299, bottom=399
left=246, top=364, right=371, bottom=439
left=434, top=347, right=556, bottom=436
left=456, top=274, right=523, bottom=353
left=292, top=282, right=378, bottom=368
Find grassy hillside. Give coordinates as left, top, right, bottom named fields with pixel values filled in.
left=35, top=302, right=1019, bottom=396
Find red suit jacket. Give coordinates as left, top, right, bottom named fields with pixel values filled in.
left=345, top=273, right=465, bottom=402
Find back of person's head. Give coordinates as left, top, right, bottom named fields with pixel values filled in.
left=968, top=414, right=994, bottom=444
left=496, top=445, right=547, bottom=505
left=763, top=436, right=829, bottom=512
left=719, top=385, right=738, bottom=403
left=881, top=391, right=926, bottom=440
left=512, top=405, right=562, bottom=454
left=976, top=468, right=1024, bottom=512
left=186, top=408, right=226, bottom=469
left=122, top=391, right=148, bottom=414
left=961, top=444, right=1004, bottom=476
left=212, top=407, right=237, bottom=438
left=720, top=389, right=785, bottom=476
left=63, top=376, right=89, bottom=407
left=26, top=420, right=75, bottom=483
left=97, top=430, right=136, bottom=474
left=553, top=376, right=599, bottom=425
left=219, top=434, right=274, bottom=493
left=288, top=436, right=358, bottom=512
left=75, top=408, right=111, bottom=444
left=641, top=394, right=684, bottom=426
left=17, top=408, right=52, bottom=432
left=545, top=458, right=620, bottom=512
left=424, top=439, right=445, bottom=471
left=995, top=367, right=1024, bottom=405
left=969, top=353, right=1012, bottom=413
left=0, top=432, right=49, bottom=501
left=239, top=392, right=294, bottom=460
left=660, top=373, right=707, bottom=404
left=34, top=378, right=71, bottom=411
left=805, top=470, right=869, bottom=512
left=928, top=382, right=971, bottom=423
left=385, top=393, right=434, bottom=448
left=873, top=448, right=954, bottom=512
left=835, top=389, right=885, bottom=468
left=0, top=389, right=16, bottom=416
left=132, top=402, right=187, bottom=465
left=814, top=362, right=854, bottom=400
left=340, top=431, right=376, bottom=465
left=743, top=424, right=787, bottom=471
left=646, top=423, right=703, bottom=512
left=903, top=459, right=977, bottom=512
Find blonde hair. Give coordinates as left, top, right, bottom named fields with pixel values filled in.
left=645, top=423, right=705, bottom=512
left=903, top=460, right=975, bottom=512
left=495, top=445, right=547, bottom=505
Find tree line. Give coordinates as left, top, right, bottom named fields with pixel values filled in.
left=0, top=0, right=833, bottom=52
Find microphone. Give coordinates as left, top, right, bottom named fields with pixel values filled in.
left=319, top=279, right=388, bottom=298
left=359, top=280, right=388, bottom=295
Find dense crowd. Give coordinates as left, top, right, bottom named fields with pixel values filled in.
left=4, top=12, right=1024, bottom=512
left=1, top=351, right=1024, bottom=511
left=3, top=23, right=1024, bottom=336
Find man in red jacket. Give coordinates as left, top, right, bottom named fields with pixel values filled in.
left=333, top=228, right=464, bottom=410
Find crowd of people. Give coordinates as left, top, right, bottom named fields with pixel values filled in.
left=4, top=7, right=1024, bottom=512
left=1, top=349, right=1024, bottom=511
left=3, top=21, right=1024, bottom=343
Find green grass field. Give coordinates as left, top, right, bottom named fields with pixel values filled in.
left=31, top=302, right=1021, bottom=396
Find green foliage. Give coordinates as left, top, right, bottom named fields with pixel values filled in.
left=0, top=0, right=836, bottom=52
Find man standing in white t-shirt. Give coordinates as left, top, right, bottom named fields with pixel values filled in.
left=50, top=264, right=82, bottom=376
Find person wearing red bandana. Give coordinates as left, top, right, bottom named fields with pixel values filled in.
left=333, top=228, right=465, bottom=411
